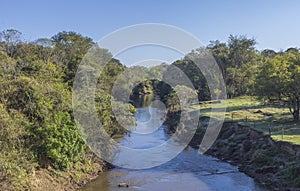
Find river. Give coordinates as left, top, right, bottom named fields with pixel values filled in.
left=81, top=100, right=267, bottom=191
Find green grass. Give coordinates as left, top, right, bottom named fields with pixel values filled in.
left=192, top=96, right=300, bottom=145
left=272, top=135, right=300, bottom=144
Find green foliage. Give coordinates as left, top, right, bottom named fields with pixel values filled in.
left=256, top=52, right=300, bottom=121
left=0, top=150, right=31, bottom=190
left=98, top=58, right=126, bottom=92
left=95, top=89, right=136, bottom=136
left=0, top=104, right=35, bottom=190
left=0, top=104, right=29, bottom=150
left=0, top=29, right=132, bottom=183
left=173, top=59, right=211, bottom=101
left=131, top=80, right=154, bottom=97
left=51, top=31, right=94, bottom=85
left=0, top=77, right=41, bottom=121
left=173, top=85, right=198, bottom=105
left=0, top=50, right=17, bottom=78
left=209, top=35, right=259, bottom=98
left=42, top=112, right=85, bottom=170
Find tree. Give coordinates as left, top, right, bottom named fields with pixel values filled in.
left=51, top=31, right=94, bottom=85
left=0, top=104, right=33, bottom=190
left=0, top=50, right=17, bottom=78
left=173, top=85, right=198, bottom=105
left=261, top=49, right=277, bottom=58
left=256, top=52, right=300, bottom=121
left=207, top=40, right=229, bottom=77
left=98, top=58, right=126, bottom=92
left=226, top=35, right=258, bottom=98
left=285, top=47, right=299, bottom=55
left=172, top=59, right=210, bottom=101
left=0, top=29, right=22, bottom=57
left=34, top=38, right=55, bottom=64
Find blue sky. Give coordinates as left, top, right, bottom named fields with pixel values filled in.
left=1, top=0, right=300, bottom=64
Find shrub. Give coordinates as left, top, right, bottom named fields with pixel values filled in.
left=41, top=112, right=85, bottom=170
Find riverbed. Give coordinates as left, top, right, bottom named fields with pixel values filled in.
left=81, top=106, right=267, bottom=191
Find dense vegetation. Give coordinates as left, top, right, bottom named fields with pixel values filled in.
left=1, top=29, right=300, bottom=190
left=0, top=29, right=135, bottom=190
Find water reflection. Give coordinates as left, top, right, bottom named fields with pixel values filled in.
left=131, top=94, right=155, bottom=107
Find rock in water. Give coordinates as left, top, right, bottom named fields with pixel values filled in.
left=118, top=182, right=129, bottom=187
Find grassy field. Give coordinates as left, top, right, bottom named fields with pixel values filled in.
left=192, top=96, right=300, bottom=144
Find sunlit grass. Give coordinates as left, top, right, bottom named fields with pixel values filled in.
left=192, top=96, right=300, bottom=144
left=272, top=135, right=300, bottom=145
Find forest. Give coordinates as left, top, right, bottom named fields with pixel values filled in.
left=1, top=29, right=300, bottom=190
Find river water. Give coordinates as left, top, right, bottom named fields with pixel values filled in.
left=81, top=104, right=267, bottom=191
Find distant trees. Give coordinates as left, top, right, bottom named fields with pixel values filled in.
left=207, top=35, right=300, bottom=121
left=0, top=29, right=22, bottom=57
left=172, top=59, right=211, bottom=101
left=208, top=36, right=300, bottom=121
left=208, top=35, right=258, bottom=98
left=98, top=58, right=126, bottom=92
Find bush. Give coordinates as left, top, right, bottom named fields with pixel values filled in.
left=0, top=104, right=35, bottom=190
left=41, top=112, right=85, bottom=170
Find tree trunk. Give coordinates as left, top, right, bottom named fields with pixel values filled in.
left=293, top=111, right=299, bottom=121
left=293, top=97, right=300, bottom=121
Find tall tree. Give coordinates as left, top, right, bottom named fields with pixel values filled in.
left=207, top=40, right=229, bottom=78
left=51, top=31, right=94, bottom=85
left=0, top=29, right=22, bottom=58
left=226, top=35, right=258, bottom=98
left=34, top=38, right=55, bottom=64
left=256, top=51, right=300, bottom=121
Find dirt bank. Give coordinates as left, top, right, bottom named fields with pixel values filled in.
left=190, top=121, right=300, bottom=191
left=27, top=153, right=112, bottom=191
left=27, top=120, right=300, bottom=191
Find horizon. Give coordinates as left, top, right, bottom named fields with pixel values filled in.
left=1, top=27, right=297, bottom=66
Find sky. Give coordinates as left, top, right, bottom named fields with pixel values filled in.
left=1, top=0, right=300, bottom=64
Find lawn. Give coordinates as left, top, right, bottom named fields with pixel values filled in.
left=192, top=96, right=300, bottom=145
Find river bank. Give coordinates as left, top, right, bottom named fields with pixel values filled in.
left=25, top=153, right=112, bottom=191
left=190, top=121, right=300, bottom=191
left=27, top=112, right=300, bottom=191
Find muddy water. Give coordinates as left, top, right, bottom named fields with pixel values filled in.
left=81, top=106, right=267, bottom=191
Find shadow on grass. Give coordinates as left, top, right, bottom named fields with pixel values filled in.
left=194, top=98, right=300, bottom=145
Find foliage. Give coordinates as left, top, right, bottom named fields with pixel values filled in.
left=172, top=59, right=211, bottom=101
left=42, top=112, right=85, bottom=170
left=0, top=28, right=137, bottom=189
left=208, top=35, right=259, bottom=98
left=1, top=28, right=300, bottom=189
left=51, top=31, right=94, bottom=85
left=0, top=104, right=35, bottom=190
left=256, top=52, right=300, bottom=121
